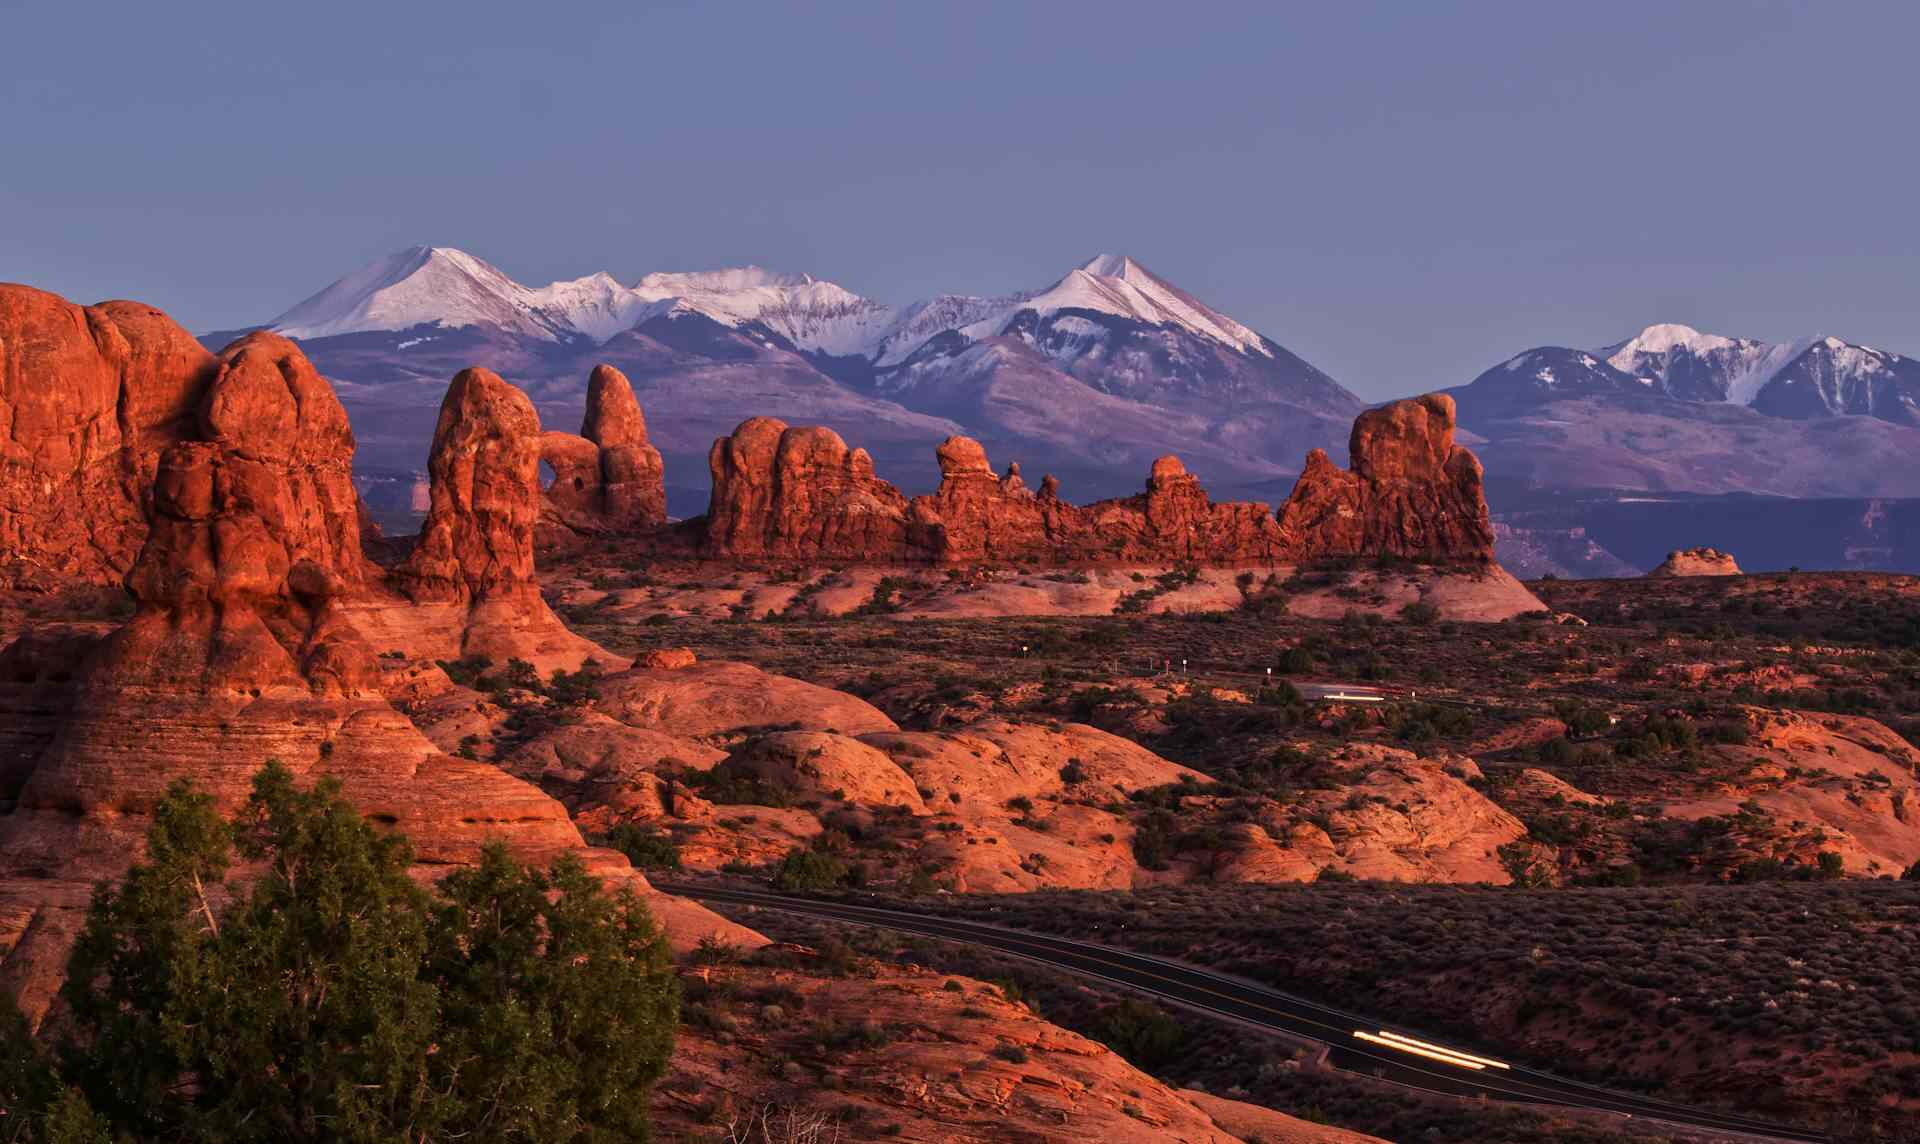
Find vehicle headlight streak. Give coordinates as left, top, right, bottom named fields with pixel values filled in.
left=1353, top=1030, right=1511, bottom=1071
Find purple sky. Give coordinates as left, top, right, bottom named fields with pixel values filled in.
left=4, top=0, right=1915, bottom=401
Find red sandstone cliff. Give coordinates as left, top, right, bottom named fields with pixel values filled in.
left=0, top=285, right=219, bottom=587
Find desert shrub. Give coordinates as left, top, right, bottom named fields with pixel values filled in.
left=1131, top=809, right=1178, bottom=870
left=1092, top=998, right=1185, bottom=1069
left=1277, top=646, right=1316, bottom=674
left=772, top=847, right=851, bottom=893
left=599, top=822, right=682, bottom=870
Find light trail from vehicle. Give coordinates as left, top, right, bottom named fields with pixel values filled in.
left=1374, top=1030, right=1512, bottom=1069
left=1354, top=1030, right=1486, bottom=1069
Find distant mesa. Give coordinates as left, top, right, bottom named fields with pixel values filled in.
left=1649, top=547, right=1742, bottom=577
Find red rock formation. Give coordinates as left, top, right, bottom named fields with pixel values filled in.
left=696, top=395, right=1493, bottom=567
left=539, top=365, right=667, bottom=543
left=583, top=364, right=666, bottom=528
left=1275, top=394, right=1494, bottom=563
left=0, top=285, right=218, bottom=587
left=399, top=367, right=542, bottom=601
left=378, top=367, right=620, bottom=674
left=702, top=417, right=911, bottom=559
left=0, top=349, right=736, bottom=1019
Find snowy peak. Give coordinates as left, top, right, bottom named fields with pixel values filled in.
left=1018, top=253, right=1273, bottom=357
left=628, top=265, right=893, bottom=357
left=1600, top=323, right=1778, bottom=404
left=1607, top=323, right=1738, bottom=360
left=1463, top=323, right=1920, bottom=429
left=265, top=248, right=892, bottom=352
left=257, top=246, right=1299, bottom=370
left=269, top=246, right=574, bottom=342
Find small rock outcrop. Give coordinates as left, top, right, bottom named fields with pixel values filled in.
left=697, top=394, right=1496, bottom=567
left=1649, top=546, right=1741, bottom=577
left=0, top=285, right=220, bottom=587
left=540, top=365, right=667, bottom=542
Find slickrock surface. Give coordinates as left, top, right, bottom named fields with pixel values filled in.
left=659, top=956, right=1288, bottom=1143
left=1649, top=546, right=1742, bottom=576
left=1219, top=746, right=1527, bottom=884
left=698, top=393, right=1497, bottom=567
left=0, top=285, right=218, bottom=587
left=595, top=656, right=898, bottom=738
left=539, top=364, right=667, bottom=542
left=1662, top=707, right=1920, bottom=875
left=1178, top=1090, right=1390, bottom=1144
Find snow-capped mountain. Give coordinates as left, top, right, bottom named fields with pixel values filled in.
left=1442, top=322, right=1920, bottom=499
left=269, top=247, right=586, bottom=342
left=225, top=246, right=1359, bottom=498
left=625, top=268, right=895, bottom=358
left=1457, top=322, right=1920, bottom=428
left=1469, top=347, right=1650, bottom=401
left=1600, top=324, right=1777, bottom=404
left=265, top=247, right=1306, bottom=374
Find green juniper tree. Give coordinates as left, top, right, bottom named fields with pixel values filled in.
left=22, top=761, right=677, bottom=1143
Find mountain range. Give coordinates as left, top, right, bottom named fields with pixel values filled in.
left=1445, top=324, right=1920, bottom=499
left=220, top=247, right=1360, bottom=504
left=206, top=247, right=1920, bottom=509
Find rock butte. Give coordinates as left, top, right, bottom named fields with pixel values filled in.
left=696, top=392, right=1496, bottom=566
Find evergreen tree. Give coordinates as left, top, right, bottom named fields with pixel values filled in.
left=38, top=761, right=677, bottom=1142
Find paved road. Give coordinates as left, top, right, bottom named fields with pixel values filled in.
left=672, top=885, right=1825, bottom=1144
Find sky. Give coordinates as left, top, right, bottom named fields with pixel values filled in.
left=3, top=0, right=1916, bottom=401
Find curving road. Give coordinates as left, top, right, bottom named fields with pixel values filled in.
left=671, top=885, right=1826, bottom=1144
